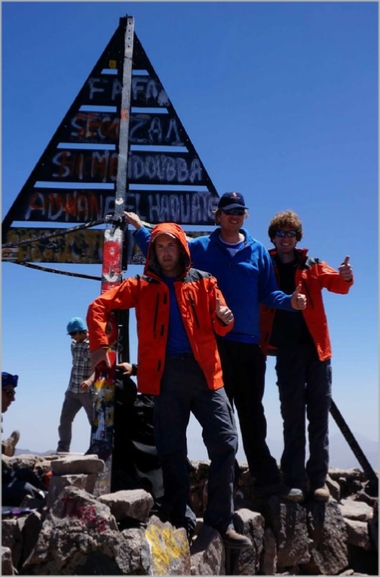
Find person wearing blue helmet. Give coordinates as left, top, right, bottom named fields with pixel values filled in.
left=56, top=317, right=95, bottom=453
left=2, top=372, right=20, bottom=456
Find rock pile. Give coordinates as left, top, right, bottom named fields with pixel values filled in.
left=1, top=454, right=378, bottom=575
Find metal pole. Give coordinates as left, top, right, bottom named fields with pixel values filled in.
left=113, top=15, right=134, bottom=364
left=330, top=399, right=378, bottom=494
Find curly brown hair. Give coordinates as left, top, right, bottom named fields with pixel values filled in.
left=268, top=210, right=303, bottom=243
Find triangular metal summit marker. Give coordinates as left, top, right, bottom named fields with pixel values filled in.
left=2, top=15, right=219, bottom=265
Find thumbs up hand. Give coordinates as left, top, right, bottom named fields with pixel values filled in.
left=290, top=284, right=307, bottom=310
left=338, top=256, right=353, bottom=282
left=215, top=296, right=234, bottom=325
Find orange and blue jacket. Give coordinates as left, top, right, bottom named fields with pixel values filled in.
left=87, top=222, right=233, bottom=395
left=260, top=248, right=354, bottom=361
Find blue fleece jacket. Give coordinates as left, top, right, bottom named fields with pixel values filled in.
left=133, top=226, right=294, bottom=343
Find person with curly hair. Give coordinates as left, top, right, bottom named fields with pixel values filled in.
left=261, top=210, right=354, bottom=501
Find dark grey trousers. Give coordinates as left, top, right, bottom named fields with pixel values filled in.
left=154, top=355, right=238, bottom=534
left=57, top=390, right=93, bottom=452
left=275, top=344, right=332, bottom=490
left=217, top=340, right=281, bottom=485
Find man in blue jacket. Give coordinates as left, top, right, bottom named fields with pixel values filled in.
left=124, top=192, right=306, bottom=500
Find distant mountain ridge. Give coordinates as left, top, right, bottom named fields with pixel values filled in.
left=15, top=431, right=378, bottom=473
left=328, top=432, right=378, bottom=470
left=264, top=432, right=378, bottom=472
left=15, top=448, right=57, bottom=457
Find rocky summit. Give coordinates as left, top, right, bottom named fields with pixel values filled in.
left=1, top=453, right=378, bottom=575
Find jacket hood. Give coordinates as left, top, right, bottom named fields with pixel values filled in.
left=144, top=222, right=191, bottom=277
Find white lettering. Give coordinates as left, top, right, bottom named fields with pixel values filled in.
left=146, top=192, right=211, bottom=224
left=88, top=77, right=106, bottom=100
left=132, top=77, right=169, bottom=106
left=190, top=159, right=202, bottom=183
left=148, top=116, right=163, bottom=144
left=111, top=78, right=122, bottom=101
left=127, top=154, right=203, bottom=184
left=129, top=116, right=148, bottom=143
left=176, top=157, right=189, bottom=183
left=165, top=118, right=183, bottom=146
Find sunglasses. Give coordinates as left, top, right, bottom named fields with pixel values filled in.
left=3, top=389, right=15, bottom=398
left=69, top=331, right=80, bottom=337
left=222, top=208, right=245, bottom=216
left=275, top=230, right=297, bottom=238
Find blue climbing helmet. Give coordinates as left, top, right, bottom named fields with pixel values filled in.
left=66, top=317, right=87, bottom=335
left=2, top=373, right=18, bottom=388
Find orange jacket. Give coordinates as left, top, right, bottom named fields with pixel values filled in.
left=260, top=248, right=354, bottom=361
left=87, top=223, right=233, bottom=395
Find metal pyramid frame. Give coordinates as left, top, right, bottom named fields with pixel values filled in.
left=2, top=15, right=219, bottom=266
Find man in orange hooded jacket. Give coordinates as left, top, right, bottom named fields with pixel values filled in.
left=87, top=222, right=252, bottom=549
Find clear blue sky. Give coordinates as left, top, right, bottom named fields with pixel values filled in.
left=2, top=2, right=378, bottom=464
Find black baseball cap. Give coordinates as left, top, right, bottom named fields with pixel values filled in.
left=218, top=191, right=248, bottom=210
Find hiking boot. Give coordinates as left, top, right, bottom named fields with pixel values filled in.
left=280, top=486, right=304, bottom=503
left=186, top=525, right=196, bottom=545
left=313, top=484, right=330, bottom=502
left=253, top=482, right=304, bottom=502
left=222, top=528, right=253, bottom=549
left=3, top=430, right=20, bottom=457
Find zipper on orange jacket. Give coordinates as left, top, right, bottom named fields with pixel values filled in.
left=186, top=291, right=200, bottom=328
left=153, top=294, right=160, bottom=337
left=300, top=277, right=314, bottom=309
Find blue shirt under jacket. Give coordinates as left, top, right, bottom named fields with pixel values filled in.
left=161, top=275, right=192, bottom=358
left=133, top=227, right=294, bottom=344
